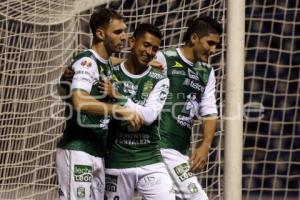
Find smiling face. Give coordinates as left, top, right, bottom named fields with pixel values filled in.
left=102, top=19, right=127, bottom=54
left=192, top=33, right=220, bottom=63
left=130, top=32, right=161, bottom=67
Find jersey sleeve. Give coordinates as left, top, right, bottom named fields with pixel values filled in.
left=155, top=51, right=167, bottom=76
left=124, top=78, right=170, bottom=126
left=71, top=57, right=99, bottom=93
left=199, top=68, right=218, bottom=116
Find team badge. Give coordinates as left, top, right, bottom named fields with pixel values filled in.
left=188, top=183, right=198, bottom=194
left=77, top=186, right=85, bottom=198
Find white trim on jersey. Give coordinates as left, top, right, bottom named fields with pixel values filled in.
left=120, top=62, right=152, bottom=78
left=88, top=49, right=108, bottom=64
left=125, top=78, right=170, bottom=126
left=176, top=48, right=193, bottom=66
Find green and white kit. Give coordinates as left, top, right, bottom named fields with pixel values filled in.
left=56, top=49, right=111, bottom=200
left=105, top=63, right=175, bottom=200
left=156, top=48, right=217, bottom=200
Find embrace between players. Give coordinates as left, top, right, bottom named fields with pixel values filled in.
left=56, top=7, right=222, bottom=200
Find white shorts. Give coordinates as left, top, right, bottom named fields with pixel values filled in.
left=56, top=148, right=105, bottom=200
left=105, top=162, right=175, bottom=200
left=161, top=148, right=208, bottom=200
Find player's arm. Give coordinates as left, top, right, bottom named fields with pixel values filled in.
left=99, top=78, right=170, bottom=126
left=189, top=68, right=218, bottom=171
left=124, top=78, right=169, bottom=126
left=71, top=57, right=142, bottom=129
left=154, top=51, right=167, bottom=75
left=72, top=90, right=142, bottom=130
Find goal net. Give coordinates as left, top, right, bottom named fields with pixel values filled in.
left=0, top=0, right=299, bottom=200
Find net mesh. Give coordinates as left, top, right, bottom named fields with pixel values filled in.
left=1, top=0, right=299, bottom=200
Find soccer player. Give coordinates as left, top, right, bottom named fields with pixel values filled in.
left=100, top=24, right=175, bottom=200
left=56, top=8, right=142, bottom=200
left=155, top=16, right=222, bottom=200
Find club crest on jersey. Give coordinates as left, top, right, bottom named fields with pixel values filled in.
left=188, top=183, right=198, bottom=194
left=80, top=60, right=92, bottom=68
left=141, top=80, right=153, bottom=99
left=76, top=186, right=85, bottom=198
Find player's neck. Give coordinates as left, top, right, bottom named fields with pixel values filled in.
left=91, top=43, right=110, bottom=60
left=124, top=55, right=148, bottom=75
left=179, top=46, right=196, bottom=64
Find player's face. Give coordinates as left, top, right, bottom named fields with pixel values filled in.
left=131, top=32, right=161, bottom=66
left=104, top=19, right=127, bottom=53
left=193, top=33, right=220, bottom=63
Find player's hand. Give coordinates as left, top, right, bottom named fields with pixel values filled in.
left=98, top=79, right=121, bottom=99
left=61, top=67, right=74, bottom=82
left=189, top=142, right=210, bottom=172
left=149, top=59, right=163, bottom=71
left=116, top=108, right=143, bottom=131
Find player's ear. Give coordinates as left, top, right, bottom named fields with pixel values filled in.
left=190, top=33, right=199, bottom=45
left=96, top=28, right=105, bottom=41
left=129, top=36, right=135, bottom=48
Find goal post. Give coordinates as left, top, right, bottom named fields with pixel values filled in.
left=224, top=0, right=245, bottom=200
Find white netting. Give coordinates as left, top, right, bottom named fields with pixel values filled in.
left=243, top=0, right=300, bottom=199
left=1, top=0, right=299, bottom=200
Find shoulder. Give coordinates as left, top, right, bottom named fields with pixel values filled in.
left=161, top=47, right=178, bottom=57
left=148, top=67, right=167, bottom=80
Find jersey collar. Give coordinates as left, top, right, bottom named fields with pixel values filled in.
left=120, top=62, right=151, bottom=79
left=176, top=48, right=193, bottom=67
left=88, top=49, right=108, bottom=64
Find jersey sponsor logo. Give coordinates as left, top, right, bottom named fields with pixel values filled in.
left=80, top=60, right=92, bottom=68
left=142, top=176, right=161, bottom=188
left=115, top=132, right=151, bottom=145
left=122, top=81, right=138, bottom=96
left=188, top=68, right=199, bottom=80
left=174, top=163, right=194, bottom=182
left=172, top=61, right=183, bottom=68
left=171, top=69, right=186, bottom=76
left=188, top=183, right=199, bottom=194
left=74, top=165, right=92, bottom=182
left=183, top=79, right=205, bottom=93
left=159, top=84, right=169, bottom=101
left=76, top=186, right=85, bottom=198
left=177, top=115, right=192, bottom=129
left=99, top=117, right=110, bottom=129
left=149, top=71, right=165, bottom=79
left=105, top=174, right=118, bottom=192
left=181, top=93, right=200, bottom=119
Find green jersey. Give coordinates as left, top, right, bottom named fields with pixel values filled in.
left=105, top=63, right=169, bottom=168
left=156, top=48, right=217, bottom=155
left=57, top=49, right=112, bottom=157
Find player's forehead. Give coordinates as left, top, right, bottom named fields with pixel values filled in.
left=136, top=32, right=160, bottom=45
left=106, top=18, right=127, bottom=32
left=203, top=33, right=220, bottom=43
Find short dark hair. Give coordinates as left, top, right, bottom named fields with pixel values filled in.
left=183, top=16, right=223, bottom=43
left=133, top=23, right=163, bottom=40
left=89, top=8, right=125, bottom=39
